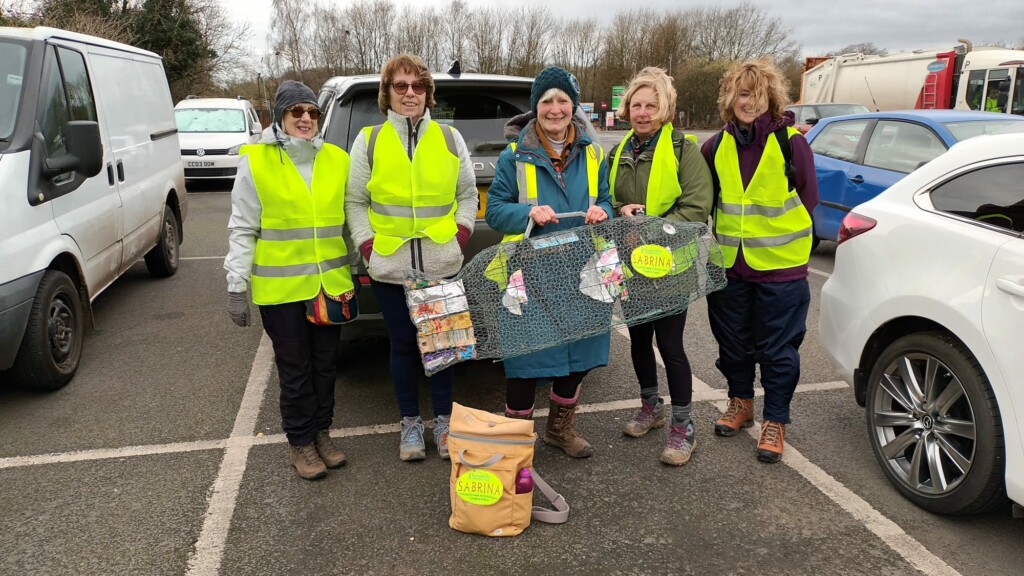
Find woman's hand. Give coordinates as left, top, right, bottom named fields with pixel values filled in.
left=585, top=205, right=609, bottom=224
left=529, top=205, right=559, bottom=227
left=619, top=203, right=645, bottom=217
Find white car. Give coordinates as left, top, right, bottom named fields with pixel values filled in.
left=819, top=131, right=1024, bottom=515
left=173, top=97, right=262, bottom=179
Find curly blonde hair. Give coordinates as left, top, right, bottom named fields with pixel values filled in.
left=616, top=66, right=677, bottom=125
left=717, top=58, right=790, bottom=124
left=378, top=53, right=436, bottom=114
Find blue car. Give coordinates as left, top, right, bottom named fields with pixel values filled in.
left=804, top=109, right=1024, bottom=246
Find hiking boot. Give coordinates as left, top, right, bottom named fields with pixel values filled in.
left=623, top=396, right=666, bottom=438
left=757, top=420, right=786, bottom=463
left=288, top=443, right=327, bottom=480
left=314, top=429, right=346, bottom=468
left=714, top=397, right=754, bottom=437
left=661, top=421, right=696, bottom=466
left=399, top=416, right=426, bottom=461
left=544, top=398, right=594, bottom=458
left=504, top=405, right=535, bottom=420
left=433, top=415, right=450, bottom=461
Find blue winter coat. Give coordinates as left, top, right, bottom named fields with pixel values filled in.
left=485, top=115, right=614, bottom=379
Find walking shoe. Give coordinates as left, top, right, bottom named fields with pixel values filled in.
left=433, top=415, right=450, bottom=461
left=623, top=396, right=666, bottom=438
left=544, top=398, right=594, bottom=458
left=757, top=420, right=785, bottom=463
left=661, top=421, right=696, bottom=466
left=399, top=416, right=426, bottom=461
left=314, top=429, right=346, bottom=468
left=714, top=397, right=754, bottom=437
left=288, top=443, right=327, bottom=480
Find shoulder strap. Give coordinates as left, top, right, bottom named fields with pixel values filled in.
left=710, top=130, right=724, bottom=195
left=530, top=470, right=569, bottom=524
left=773, top=127, right=796, bottom=191
left=365, top=124, right=384, bottom=171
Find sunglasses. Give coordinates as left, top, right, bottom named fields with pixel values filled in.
left=390, top=81, right=426, bottom=95
left=286, top=107, right=320, bottom=120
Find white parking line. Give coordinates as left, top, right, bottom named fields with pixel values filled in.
left=809, top=266, right=831, bottom=278
left=185, top=332, right=275, bottom=576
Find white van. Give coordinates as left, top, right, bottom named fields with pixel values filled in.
left=174, top=96, right=261, bottom=179
left=0, top=27, right=187, bottom=391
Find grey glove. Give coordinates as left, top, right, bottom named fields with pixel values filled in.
left=227, top=291, right=251, bottom=327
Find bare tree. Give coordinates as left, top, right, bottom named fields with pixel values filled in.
left=394, top=6, right=445, bottom=71
left=828, top=42, right=887, bottom=56
left=310, top=2, right=350, bottom=77
left=439, top=0, right=469, bottom=68
left=188, top=0, right=253, bottom=90
left=344, top=0, right=396, bottom=74
left=550, top=17, right=602, bottom=101
left=465, top=7, right=507, bottom=74
left=510, top=6, right=556, bottom=76
left=690, top=2, right=798, bottom=62
left=269, top=0, right=312, bottom=82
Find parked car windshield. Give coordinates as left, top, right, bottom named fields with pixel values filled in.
left=816, top=104, right=870, bottom=118
left=331, top=84, right=530, bottom=154
left=0, top=40, right=28, bottom=142
left=175, top=108, right=247, bottom=133
left=943, top=119, right=1024, bottom=141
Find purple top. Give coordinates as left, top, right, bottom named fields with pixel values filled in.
left=700, top=111, right=819, bottom=283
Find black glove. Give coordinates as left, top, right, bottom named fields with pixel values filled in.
left=227, top=291, right=251, bottom=327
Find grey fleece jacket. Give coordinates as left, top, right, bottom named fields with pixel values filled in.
left=223, top=124, right=326, bottom=293
left=345, top=108, right=478, bottom=284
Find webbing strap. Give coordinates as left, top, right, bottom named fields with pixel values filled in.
left=530, top=470, right=569, bottom=524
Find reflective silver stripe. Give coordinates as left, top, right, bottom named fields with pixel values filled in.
left=371, top=201, right=454, bottom=218
left=260, top=226, right=346, bottom=241
left=253, top=256, right=349, bottom=277
left=516, top=161, right=529, bottom=203
left=366, top=124, right=384, bottom=171
left=718, top=195, right=804, bottom=217
left=717, top=227, right=812, bottom=249
left=589, top=195, right=596, bottom=207
left=716, top=234, right=741, bottom=247
left=440, top=124, right=457, bottom=156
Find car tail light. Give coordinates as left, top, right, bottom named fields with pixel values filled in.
left=837, top=212, right=877, bottom=245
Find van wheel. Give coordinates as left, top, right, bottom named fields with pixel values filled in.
left=10, top=270, right=84, bottom=391
left=145, top=205, right=179, bottom=277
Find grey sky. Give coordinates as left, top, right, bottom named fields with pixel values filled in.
left=228, top=0, right=1023, bottom=59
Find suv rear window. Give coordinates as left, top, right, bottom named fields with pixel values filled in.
left=325, top=83, right=530, bottom=160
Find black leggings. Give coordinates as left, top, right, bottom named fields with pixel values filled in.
left=627, top=310, right=692, bottom=406
left=506, top=371, right=589, bottom=411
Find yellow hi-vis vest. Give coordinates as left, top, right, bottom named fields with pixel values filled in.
left=498, top=140, right=603, bottom=243
left=713, top=127, right=812, bottom=270
left=244, top=142, right=354, bottom=306
left=609, top=124, right=697, bottom=217
left=364, top=121, right=460, bottom=255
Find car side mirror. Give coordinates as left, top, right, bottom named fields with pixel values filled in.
left=250, top=120, right=261, bottom=135
left=42, top=120, right=103, bottom=178
left=807, top=117, right=820, bottom=126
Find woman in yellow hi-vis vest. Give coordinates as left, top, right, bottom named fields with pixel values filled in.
left=346, top=54, right=479, bottom=462
left=699, top=59, right=819, bottom=464
left=225, top=81, right=355, bottom=480
left=608, top=67, right=713, bottom=467
left=486, top=66, right=613, bottom=459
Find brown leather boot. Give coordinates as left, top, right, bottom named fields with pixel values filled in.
left=714, top=397, right=754, bottom=437
left=314, top=430, right=346, bottom=468
left=544, top=398, right=594, bottom=458
left=289, top=443, right=327, bottom=480
left=757, top=420, right=786, bottom=463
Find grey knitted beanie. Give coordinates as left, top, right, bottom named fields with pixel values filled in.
left=273, top=80, right=318, bottom=125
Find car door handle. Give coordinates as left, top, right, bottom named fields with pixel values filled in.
left=848, top=175, right=864, bottom=184
left=996, top=278, right=1024, bottom=298
left=116, top=160, right=125, bottom=182
left=106, top=163, right=115, bottom=186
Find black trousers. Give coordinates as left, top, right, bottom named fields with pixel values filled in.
left=627, top=310, right=692, bottom=406
left=260, top=302, right=341, bottom=446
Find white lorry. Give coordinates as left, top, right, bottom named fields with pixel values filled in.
left=800, top=39, right=1024, bottom=115
left=0, top=27, right=187, bottom=391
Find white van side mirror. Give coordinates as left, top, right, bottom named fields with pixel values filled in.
left=250, top=120, right=261, bottom=135
left=42, top=121, right=103, bottom=178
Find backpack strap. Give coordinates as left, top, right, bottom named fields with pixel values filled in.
left=773, top=126, right=796, bottom=191
left=365, top=124, right=384, bottom=171
left=530, top=470, right=569, bottom=524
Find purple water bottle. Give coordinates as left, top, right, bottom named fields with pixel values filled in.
left=515, top=468, right=533, bottom=494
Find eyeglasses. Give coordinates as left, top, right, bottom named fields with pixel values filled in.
left=286, top=107, right=320, bottom=120
left=390, top=81, right=426, bottom=95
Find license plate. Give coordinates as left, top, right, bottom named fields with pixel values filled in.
left=186, top=161, right=214, bottom=167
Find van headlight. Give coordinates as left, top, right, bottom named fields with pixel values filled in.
left=228, top=144, right=242, bottom=155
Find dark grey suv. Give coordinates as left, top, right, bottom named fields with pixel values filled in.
left=316, top=71, right=534, bottom=338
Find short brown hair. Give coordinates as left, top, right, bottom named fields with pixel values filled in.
left=616, top=66, right=677, bottom=124
left=717, top=58, right=790, bottom=124
left=378, top=53, right=435, bottom=114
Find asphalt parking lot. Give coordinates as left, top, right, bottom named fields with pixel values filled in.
left=2, top=132, right=1023, bottom=575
